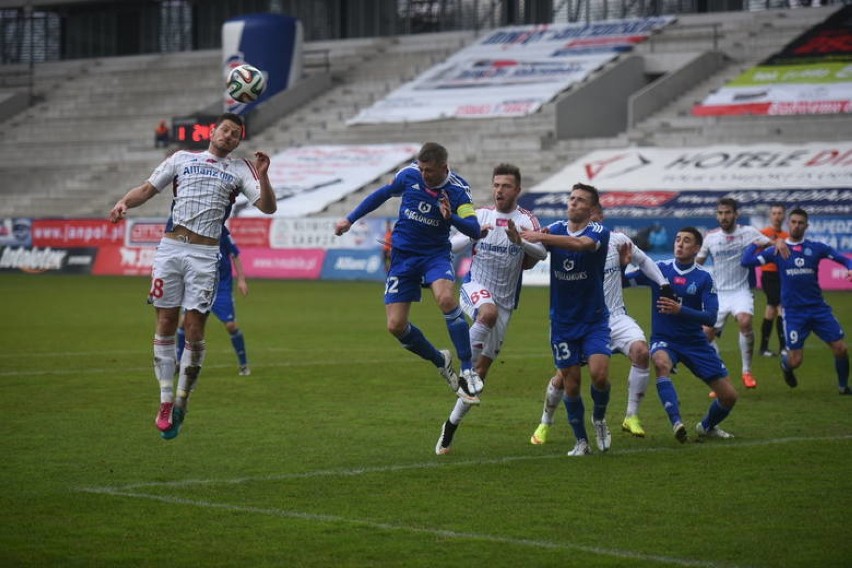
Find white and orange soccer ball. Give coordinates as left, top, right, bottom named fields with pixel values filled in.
left=226, top=64, right=267, bottom=103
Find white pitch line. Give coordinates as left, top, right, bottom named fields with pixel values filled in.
left=0, top=356, right=413, bottom=378
left=79, top=487, right=739, bottom=568
left=77, top=435, right=851, bottom=567
left=88, top=434, right=852, bottom=492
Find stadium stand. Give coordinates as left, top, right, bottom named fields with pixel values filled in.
left=0, top=5, right=846, bottom=219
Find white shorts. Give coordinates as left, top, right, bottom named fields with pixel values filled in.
left=608, top=311, right=647, bottom=356
left=715, top=288, right=754, bottom=329
left=149, top=238, right=219, bottom=313
left=460, top=280, right=514, bottom=360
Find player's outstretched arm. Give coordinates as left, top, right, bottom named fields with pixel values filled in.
left=631, top=244, right=668, bottom=287
left=741, top=242, right=769, bottom=267
left=253, top=151, right=277, bottom=214
left=521, top=230, right=595, bottom=252
left=109, top=182, right=158, bottom=223
left=508, top=220, right=547, bottom=262
left=335, top=185, right=396, bottom=237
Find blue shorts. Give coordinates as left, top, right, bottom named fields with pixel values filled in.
left=550, top=318, right=611, bottom=369
left=210, top=278, right=235, bottom=323
left=650, top=338, right=728, bottom=383
left=783, top=304, right=845, bottom=350
left=384, top=249, right=454, bottom=304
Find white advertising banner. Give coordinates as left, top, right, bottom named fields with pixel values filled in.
left=349, top=16, right=674, bottom=124
left=531, top=142, right=852, bottom=192
left=693, top=63, right=852, bottom=116
left=233, top=143, right=419, bottom=218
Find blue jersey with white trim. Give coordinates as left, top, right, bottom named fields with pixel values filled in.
left=627, top=259, right=718, bottom=344
left=743, top=239, right=852, bottom=309
left=388, top=164, right=474, bottom=255
left=545, top=220, right=610, bottom=326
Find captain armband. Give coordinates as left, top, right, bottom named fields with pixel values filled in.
left=456, top=203, right=476, bottom=218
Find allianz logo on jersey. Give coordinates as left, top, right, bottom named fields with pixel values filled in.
left=478, top=241, right=521, bottom=255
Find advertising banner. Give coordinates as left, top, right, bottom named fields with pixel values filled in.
left=321, top=249, right=386, bottom=281
left=349, top=16, right=674, bottom=124
left=521, top=188, right=852, bottom=219
left=92, top=245, right=156, bottom=276
left=0, top=217, right=32, bottom=248
left=232, top=144, right=419, bottom=218
left=227, top=217, right=272, bottom=248
left=531, top=143, right=852, bottom=192
left=693, top=62, right=852, bottom=116
left=238, top=248, right=325, bottom=279
left=0, top=246, right=97, bottom=274
left=693, top=6, right=852, bottom=116
left=31, top=219, right=125, bottom=248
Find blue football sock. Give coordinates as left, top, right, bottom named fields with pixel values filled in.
left=590, top=383, right=610, bottom=421
left=702, top=399, right=731, bottom=430
left=563, top=395, right=588, bottom=442
left=230, top=329, right=247, bottom=366
left=444, top=306, right=472, bottom=371
left=655, top=377, right=682, bottom=426
left=176, top=327, right=186, bottom=362
left=836, top=355, right=850, bottom=389
left=398, top=323, right=442, bottom=366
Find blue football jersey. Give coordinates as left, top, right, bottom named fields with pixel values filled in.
left=744, top=240, right=852, bottom=309
left=387, top=163, right=474, bottom=255
left=627, top=259, right=718, bottom=344
left=545, top=220, right=610, bottom=327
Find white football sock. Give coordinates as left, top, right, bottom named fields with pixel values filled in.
left=153, top=335, right=176, bottom=403
left=177, top=340, right=206, bottom=407
left=626, top=365, right=650, bottom=417
left=468, top=321, right=491, bottom=368
left=449, top=398, right=472, bottom=424
left=541, top=381, right=564, bottom=425
left=740, top=331, right=754, bottom=373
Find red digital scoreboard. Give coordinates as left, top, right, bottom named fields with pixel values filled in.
left=172, top=115, right=249, bottom=148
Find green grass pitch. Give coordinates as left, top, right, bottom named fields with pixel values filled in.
left=1, top=274, right=850, bottom=567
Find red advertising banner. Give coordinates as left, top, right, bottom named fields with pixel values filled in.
left=239, top=247, right=325, bottom=279
left=31, top=219, right=125, bottom=248
left=93, top=245, right=156, bottom=276
left=227, top=218, right=272, bottom=247
left=127, top=220, right=166, bottom=246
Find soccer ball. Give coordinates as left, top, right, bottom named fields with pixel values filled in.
left=226, top=64, right=266, bottom=103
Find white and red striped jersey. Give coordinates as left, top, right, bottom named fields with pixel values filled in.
left=604, top=231, right=667, bottom=316
left=148, top=150, right=262, bottom=239
left=697, top=225, right=770, bottom=292
left=453, top=205, right=543, bottom=310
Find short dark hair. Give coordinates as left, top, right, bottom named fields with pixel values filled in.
left=571, top=182, right=600, bottom=206
left=678, top=226, right=703, bottom=247
left=717, top=197, right=738, bottom=212
left=768, top=203, right=786, bottom=211
left=493, top=163, right=521, bottom=186
left=789, top=207, right=808, bottom=221
left=418, top=142, right=448, bottom=165
left=217, top=112, right=244, bottom=128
